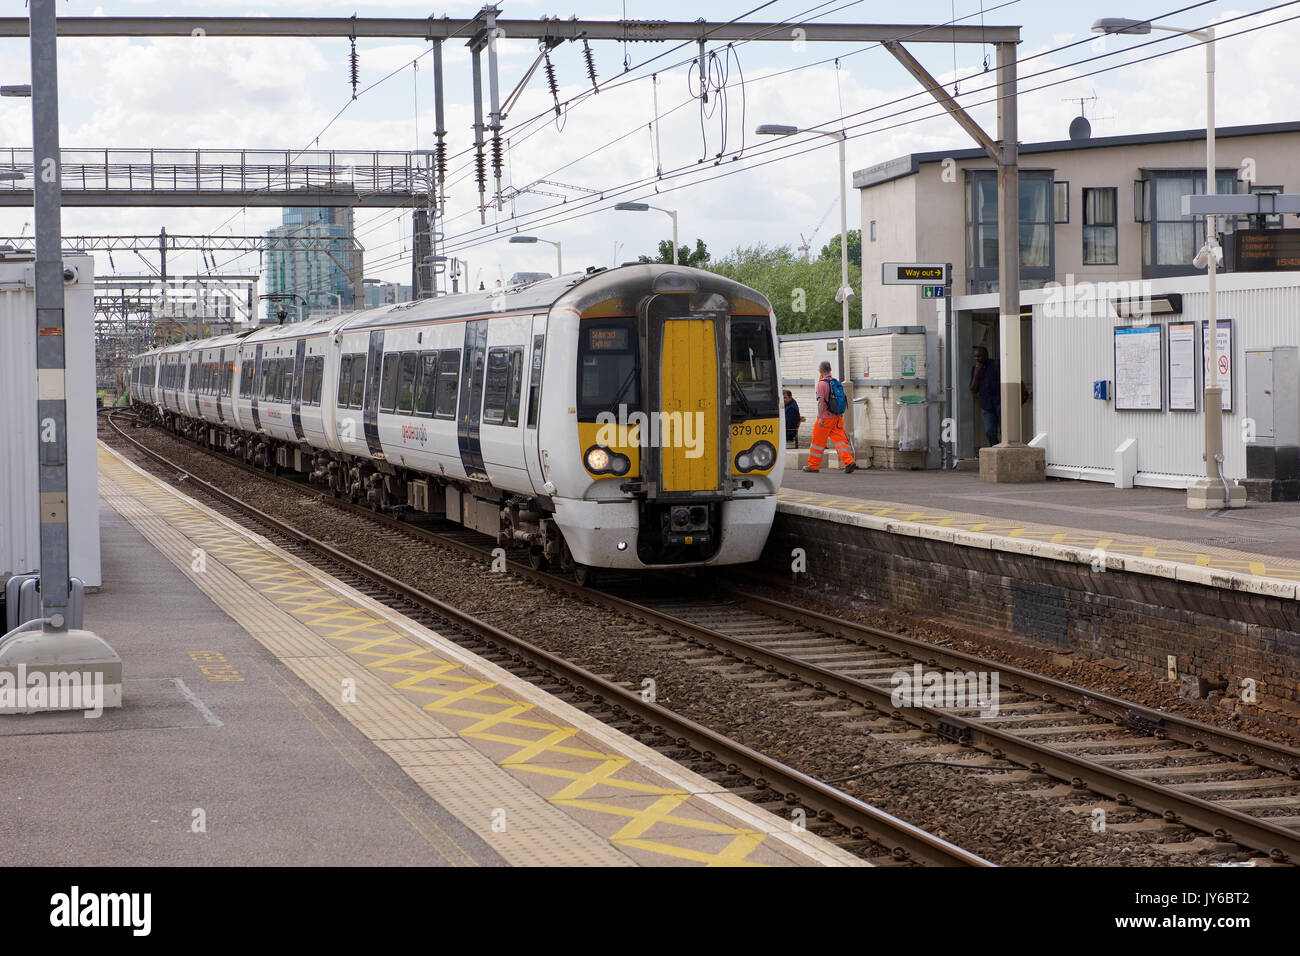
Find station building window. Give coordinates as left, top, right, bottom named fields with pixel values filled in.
left=1136, top=168, right=1238, bottom=278
left=1082, top=187, right=1118, bottom=265
left=964, top=169, right=1056, bottom=293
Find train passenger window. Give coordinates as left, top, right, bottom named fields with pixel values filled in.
left=729, top=318, right=780, bottom=418
left=337, top=355, right=354, bottom=407
left=526, top=336, right=544, bottom=428
left=435, top=350, right=459, bottom=419
left=415, top=352, right=438, bottom=416
left=504, top=349, right=524, bottom=427
left=397, top=352, right=419, bottom=414
left=240, top=361, right=254, bottom=397
left=483, top=348, right=511, bottom=425
left=283, top=359, right=296, bottom=402
left=349, top=356, right=367, bottom=408
left=576, top=318, right=639, bottom=421
left=379, top=353, right=401, bottom=413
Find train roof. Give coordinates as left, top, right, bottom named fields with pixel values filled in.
left=130, top=265, right=774, bottom=359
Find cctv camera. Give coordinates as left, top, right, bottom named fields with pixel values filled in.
left=62, top=267, right=76, bottom=283
left=834, top=284, right=856, bottom=304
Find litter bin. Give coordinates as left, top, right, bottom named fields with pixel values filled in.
left=896, top=395, right=927, bottom=452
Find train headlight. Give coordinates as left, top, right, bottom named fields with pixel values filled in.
left=734, top=441, right=776, bottom=473
left=585, top=446, right=631, bottom=476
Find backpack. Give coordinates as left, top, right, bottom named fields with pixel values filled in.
left=826, top=378, right=847, bottom=416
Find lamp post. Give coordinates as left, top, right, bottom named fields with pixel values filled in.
left=757, top=123, right=855, bottom=446
left=509, top=234, right=562, bottom=275
left=1092, top=17, right=1239, bottom=508
left=614, top=201, right=680, bottom=264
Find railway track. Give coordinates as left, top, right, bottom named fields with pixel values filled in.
left=106, top=411, right=1300, bottom=864
left=104, top=410, right=988, bottom=867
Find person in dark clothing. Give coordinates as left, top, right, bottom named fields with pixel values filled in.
left=970, top=346, right=1001, bottom=448
left=783, top=389, right=804, bottom=447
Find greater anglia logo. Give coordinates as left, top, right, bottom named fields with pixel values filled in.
left=49, top=887, right=151, bottom=936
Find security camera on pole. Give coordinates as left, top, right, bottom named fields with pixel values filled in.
left=1092, top=16, right=1245, bottom=509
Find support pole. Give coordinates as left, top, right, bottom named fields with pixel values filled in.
left=484, top=8, right=504, bottom=211
left=977, top=39, right=1043, bottom=482
left=470, top=42, right=486, bottom=224
left=32, top=0, right=70, bottom=627
left=2, top=0, right=122, bottom=716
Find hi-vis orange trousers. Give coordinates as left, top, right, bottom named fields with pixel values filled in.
left=807, top=414, right=855, bottom=470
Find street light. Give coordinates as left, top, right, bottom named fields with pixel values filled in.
left=1092, top=16, right=1236, bottom=508
left=614, top=201, right=680, bottom=265
left=757, top=122, right=856, bottom=446
left=509, top=234, right=562, bottom=275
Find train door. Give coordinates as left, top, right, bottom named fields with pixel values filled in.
left=290, top=337, right=306, bottom=442
left=523, top=314, right=548, bottom=493
left=458, top=319, right=489, bottom=481
left=362, top=330, right=384, bottom=457
left=250, top=344, right=264, bottom=431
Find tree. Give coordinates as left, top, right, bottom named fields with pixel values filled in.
left=818, top=229, right=862, bottom=268
left=639, top=238, right=711, bottom=268
left=708, top=242, right=862, bottom=335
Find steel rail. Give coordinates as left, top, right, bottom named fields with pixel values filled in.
left=109, top=412, right=1300, bottom=861
left=104, top=411, right=992, bottom=867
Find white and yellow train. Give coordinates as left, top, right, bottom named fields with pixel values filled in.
left=130, top=264, right=783, bottom=581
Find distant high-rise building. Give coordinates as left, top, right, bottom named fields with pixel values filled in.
left=362, top=278, right=414, bottom=309
left=263, top=206, right=357, bottom=322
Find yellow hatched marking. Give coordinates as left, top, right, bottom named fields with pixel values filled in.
left=103, top=453, right=774, bottom=866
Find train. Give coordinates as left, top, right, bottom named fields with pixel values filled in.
left=128, top=263, right=784, bottom=582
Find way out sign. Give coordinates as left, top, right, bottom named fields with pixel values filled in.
left=882, top=262, right=947, bottom=285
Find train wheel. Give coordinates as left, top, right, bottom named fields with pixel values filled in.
left=528, top=549, right=547, bottom=571
left=573, top=564, right=598, bottom=587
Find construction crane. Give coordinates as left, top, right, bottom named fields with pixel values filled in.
left=797, top=199, right=838, bottom=262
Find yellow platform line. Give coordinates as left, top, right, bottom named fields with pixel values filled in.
left=780, top=488, right=1300, bottom=584
left=101, top=445, right=797, bottom=867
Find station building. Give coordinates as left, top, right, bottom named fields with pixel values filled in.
left=834, top=120, right=1300, bottom=490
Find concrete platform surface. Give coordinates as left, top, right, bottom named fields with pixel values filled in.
left=0, top=443, right=864, bottom=868
left=780, top=466, right=1300, bottom=590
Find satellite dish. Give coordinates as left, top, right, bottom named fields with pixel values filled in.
left=1069, top=115, right=1092, bottom=142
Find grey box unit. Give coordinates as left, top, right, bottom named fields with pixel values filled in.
left=1244, top=346, right=1300, bottom=501
left=5, top=572, right=85, bottom=633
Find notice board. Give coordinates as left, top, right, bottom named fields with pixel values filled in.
left=1167, top=321, right=1197, bottom=411
left=1114, top=325, right=1163, bottom=411
left=1201, top=318, right=1234, bottom=412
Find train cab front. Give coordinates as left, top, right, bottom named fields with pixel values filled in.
left=556, top=266, right=783, bottom=571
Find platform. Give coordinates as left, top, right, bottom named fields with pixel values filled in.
left=0, top=443, right=863, bottom=868
left=780, top=466, right=1300, bottom=597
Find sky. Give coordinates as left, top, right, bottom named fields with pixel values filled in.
left=1, top=0, right=1297, bottom=298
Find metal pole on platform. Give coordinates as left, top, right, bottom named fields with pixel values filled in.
left=30, top=0, right=72, bottom=632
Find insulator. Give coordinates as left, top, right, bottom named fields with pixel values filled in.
left=544, top=53, right=561, bottom=116
left=349, top=37, right=359, bottom=98
left=474, top=147, right=486, bottom=190
left=490, top=133, right=504, bottom=173
left=434, top=142, right=447, bottom=183
left=583, top=39, right=598, bottom=91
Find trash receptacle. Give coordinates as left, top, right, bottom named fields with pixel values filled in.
left=896, top=395, right=927, bottom=452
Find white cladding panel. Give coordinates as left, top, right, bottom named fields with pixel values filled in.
left=1028, top=274, right=1300, bottom=486
left=0, top=254, right=101, bottom=587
